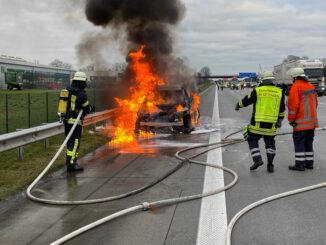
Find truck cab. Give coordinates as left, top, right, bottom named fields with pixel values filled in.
left=274, top=59, right=325, bottom=96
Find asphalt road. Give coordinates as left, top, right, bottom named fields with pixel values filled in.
left=1, top=85, right=326, bottom=245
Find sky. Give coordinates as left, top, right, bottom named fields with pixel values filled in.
left=0, top=0, right=326, bottom=74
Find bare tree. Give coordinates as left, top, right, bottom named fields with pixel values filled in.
left=49, top=59, right=73, bottom=69
left=112, top=62, right=127, bottom=73
left=200, top=66, right=211, bottom=77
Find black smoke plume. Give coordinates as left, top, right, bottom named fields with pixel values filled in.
left=83, top=0, right=186, bottom=78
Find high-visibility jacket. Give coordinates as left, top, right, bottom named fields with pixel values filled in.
left=237, top=84, right=285, bottom=136
left=288, top=79, right=318, bottom=131
left=66, top=85, right=92, bottom=125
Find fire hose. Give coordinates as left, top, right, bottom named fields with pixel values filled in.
left=26, top=110, right=326, bottom=244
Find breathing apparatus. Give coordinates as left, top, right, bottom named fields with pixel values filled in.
left=58, top=89, right=69, bottom=122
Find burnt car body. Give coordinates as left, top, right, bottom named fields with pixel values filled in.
left=135, top=85, right=199, bottom=134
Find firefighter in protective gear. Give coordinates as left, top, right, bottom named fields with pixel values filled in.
left=287, top=68, right=318, bottom=171
left=235, top=71, right=285, bottom=173
left=64, top=71, right=93, bottom=172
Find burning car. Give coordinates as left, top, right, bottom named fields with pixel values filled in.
left=135, top=85, right=200, bottom=134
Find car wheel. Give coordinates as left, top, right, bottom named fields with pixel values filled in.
left=182, top=114, right=193, bottom=134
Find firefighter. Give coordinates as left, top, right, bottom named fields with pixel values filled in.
left=235, top=71, right=285, bottom=173
left=64, top=71, right=93, bottom=172
left=287, top=68, right=318, bottom=171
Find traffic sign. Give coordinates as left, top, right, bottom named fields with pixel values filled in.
left=238, top=72, right=257, bottom=78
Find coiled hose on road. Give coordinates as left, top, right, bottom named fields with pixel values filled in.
left=26, top=111, right=326, bottom=244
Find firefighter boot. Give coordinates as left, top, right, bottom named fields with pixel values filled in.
left=267, top=154, right=275, bottom=173
left=288, top=165, right=305, bottom=171
left=67, top=164, right=84, bottom=172
left=250, top=160, right=264, bottom=171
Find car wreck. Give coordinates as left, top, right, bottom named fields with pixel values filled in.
left=135, top=85, right=200, bottom=134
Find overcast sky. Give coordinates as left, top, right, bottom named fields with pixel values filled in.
left=1, top=0, right=326, bottom=74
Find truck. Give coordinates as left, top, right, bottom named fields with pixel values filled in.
left=5, top=71, right=23, bottom=90
left=274, top=59, right=325, bottom=96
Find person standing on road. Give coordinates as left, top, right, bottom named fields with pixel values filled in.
left=235, top=71, right=285, bottom=173
left=64, top=71, right=93, bottom=172
left=287, top=68, right=319, bottom=171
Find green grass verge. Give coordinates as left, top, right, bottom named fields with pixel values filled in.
left=0, top=128, right=108, bottom=201
left=198, top=81, right=212, bottom=93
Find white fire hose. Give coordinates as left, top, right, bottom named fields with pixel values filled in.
left=26, top=111, right=326, bottom=244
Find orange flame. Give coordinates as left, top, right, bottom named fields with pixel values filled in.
left=111, top=45, right=165, bottom=144
left=176, top=105, right=184, bottom=112
left=192, top=92, right=200, bottom=111
left=191, top=92, right=200, bottom=125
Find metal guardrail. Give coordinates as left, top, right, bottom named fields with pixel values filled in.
left=0, top=109, right=117, bottom=159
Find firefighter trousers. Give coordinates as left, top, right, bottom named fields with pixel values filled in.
left=292, top=129, right=315, bottom=168
left=64, top=122, right=82, bottom=168
left=248, top=132, right=276, bottom=164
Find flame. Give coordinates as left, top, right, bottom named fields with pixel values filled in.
left=192, top=92, right=200, bottom=111
left=111, top=45, right=164, bottom=144
left=191, top=92, right=200, bottom=125
left=176, top=105, right=184, bottom=112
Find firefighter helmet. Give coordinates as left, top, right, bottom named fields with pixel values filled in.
left=289, top=67, right=306, bottom=78
left=260, top=71, right=275, bottom=81
left=72, top=71, right=87, bottom=82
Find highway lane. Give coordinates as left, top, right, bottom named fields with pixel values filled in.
left=221, top=87, right=326, bottom=245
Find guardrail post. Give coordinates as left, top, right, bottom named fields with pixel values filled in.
left=44, top=138, right=49, bottom=149
left=18, top=146, right=24, bottom=160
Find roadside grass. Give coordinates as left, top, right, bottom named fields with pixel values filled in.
left=198, top=81, right=212, bottom=93
left=0, top=128, right=109, bottom=201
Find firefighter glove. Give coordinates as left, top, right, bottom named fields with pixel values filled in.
left=242, top=125, right=249, bottom=141
left=276, top=118, right=283, bottom=128
left=289, top=121, right=297, bottom=127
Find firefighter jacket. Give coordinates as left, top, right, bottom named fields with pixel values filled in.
left=287, top=79, right=318, bottom=131
left=65, top=84, right=92, bottom=125
left=236, top=84, right=285, bottom=136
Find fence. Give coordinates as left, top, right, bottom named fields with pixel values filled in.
left=0, top=90, right=109, bottom=134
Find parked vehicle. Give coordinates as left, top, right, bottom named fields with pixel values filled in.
left=5, top=71, right=23, bottom=90
left=274, top=59, right=325, bottom=96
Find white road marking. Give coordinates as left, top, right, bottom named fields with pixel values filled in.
left=318, top=102, right=326, bottom=106
left=196, top=86, right=227, bottom=245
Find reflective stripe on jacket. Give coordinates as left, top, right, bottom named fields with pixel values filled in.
left=66, top=86, right=92, bottom=125
left=287, top=79, right=318, bottom=131
left=237, top=84, right=285, bottom=136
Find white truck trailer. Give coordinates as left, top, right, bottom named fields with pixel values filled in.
left=273, top=59, right=325, bottom=96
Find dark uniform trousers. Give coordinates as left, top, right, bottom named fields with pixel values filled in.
left=64, top=122, right=82, bottom=168
left=248, top=131, right=276, bottom=164
left=293, top=129, right=315, bottom=168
